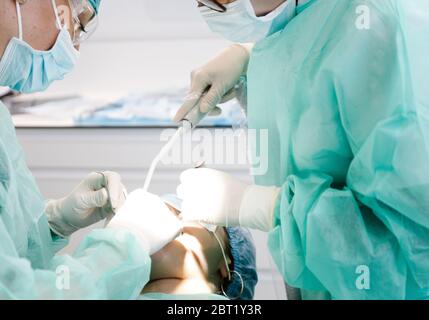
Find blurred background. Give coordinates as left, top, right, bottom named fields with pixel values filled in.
left=1, top=0, right=287, bottom=299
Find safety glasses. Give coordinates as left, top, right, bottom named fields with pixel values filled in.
left=67, top=0, right=99, bottom=45
left=197, top=0, right=227, bottom=13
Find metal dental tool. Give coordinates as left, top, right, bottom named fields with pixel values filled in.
left=143, top=98, right=209, bottom=192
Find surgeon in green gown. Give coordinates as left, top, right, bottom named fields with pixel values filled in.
left=0, top=0, right=181, bottom=299
left=176, top=0, right=429, bottom=299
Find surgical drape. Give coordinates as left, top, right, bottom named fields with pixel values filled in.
left=0, top=103, right=150, bottom=299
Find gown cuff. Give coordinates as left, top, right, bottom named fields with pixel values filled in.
left=239, top=185, right=281, bottom=232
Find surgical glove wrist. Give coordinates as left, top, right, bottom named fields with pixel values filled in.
left=46, top=171, right=127, bottom=238
left=107, top=189, right=183, bottom=255
left=178, top=168, right=249, bottom=227
left=179, top=168, right=280, bottom=231
left=173, top=43, right=254, bottom=122
left=239, top=185, right=281, bottom=232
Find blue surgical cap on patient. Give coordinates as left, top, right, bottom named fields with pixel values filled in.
left=225, top=227, right=258, bottom=300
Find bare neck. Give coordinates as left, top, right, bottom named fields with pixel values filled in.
left=142, top=278, right=218, bottom=296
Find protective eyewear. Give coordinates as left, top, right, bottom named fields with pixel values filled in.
left=197, top=0, right=227, bottom=13
left=67, top=0, right=99, bottom=45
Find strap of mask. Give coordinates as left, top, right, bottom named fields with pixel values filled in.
left=199, top=222, right=232, bottom=281
left=15, top=1, right=23, bottom=40
left=212, top=230, right=232, bottom=281
left=50, top=0, right=63, bottom=30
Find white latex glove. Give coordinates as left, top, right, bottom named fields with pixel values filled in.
left=177, top=168, right=280, bottom=232
left=46, top=172, right=127, bottom=238
left=173, top=43, right=254, bottom=122
left=107, top=189, right=183, bottom=255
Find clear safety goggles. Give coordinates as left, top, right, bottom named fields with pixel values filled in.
left=67, top=0, right=99, bottom=45
left=197, top=0, right=227, bottom=12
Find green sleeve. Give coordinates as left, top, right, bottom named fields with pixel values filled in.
left=268, top=0, right=429, bottom=299
left=0, top=223, right=151, bottom=300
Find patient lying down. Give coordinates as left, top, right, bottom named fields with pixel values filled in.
left=141, top=195, right=258, bottom=300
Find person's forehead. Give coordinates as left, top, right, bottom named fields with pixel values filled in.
left=182, top=222, right=229, bottom=249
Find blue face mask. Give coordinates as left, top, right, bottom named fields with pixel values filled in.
left=200, top=0, right=297, bottom=43
left=0, top=0, right=80, bottom=94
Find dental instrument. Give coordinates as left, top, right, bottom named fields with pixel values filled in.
left=143, top=99, right=214, bottom=192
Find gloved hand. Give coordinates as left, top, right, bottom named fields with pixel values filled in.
left=173, top=43, right=254, bottom=122
left=177, top=168, right=281, bottom=232
left=107, top=189, right=183, bottom=255
left=46, top=172, right=127, bottom=238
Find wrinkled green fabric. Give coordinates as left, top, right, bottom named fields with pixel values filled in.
left=247, top=0, right=429, bottom=299
left=0, top=102, right=150, bottom=299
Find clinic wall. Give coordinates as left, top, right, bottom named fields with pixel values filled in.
left=90, top=0, right=220, bottom=41
left=45, top=0, right=232, bottom=97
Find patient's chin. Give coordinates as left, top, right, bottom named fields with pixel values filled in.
left=150, top=236, right=209, bottom=282
left=150, top=242, right=183, bottom=279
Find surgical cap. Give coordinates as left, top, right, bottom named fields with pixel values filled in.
left=225, top=227, right=258, bottom=300
left=88, top=0, right=101, bottom=13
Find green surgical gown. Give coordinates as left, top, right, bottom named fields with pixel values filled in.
left=247, top=0, right=429, bottom=299
left=0, top=102, right=151, bottom=299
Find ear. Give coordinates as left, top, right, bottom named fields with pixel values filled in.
left=219, top=263, right=229, bottom=279
left=219, top=256, right=232, bottom=279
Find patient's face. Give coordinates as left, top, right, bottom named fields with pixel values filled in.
left=149, top=205, right=231, bottom=288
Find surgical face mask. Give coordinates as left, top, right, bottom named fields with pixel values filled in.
left=200, top=0, right=297, bottom=43
left=0, top=0, right=80, bottom=94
